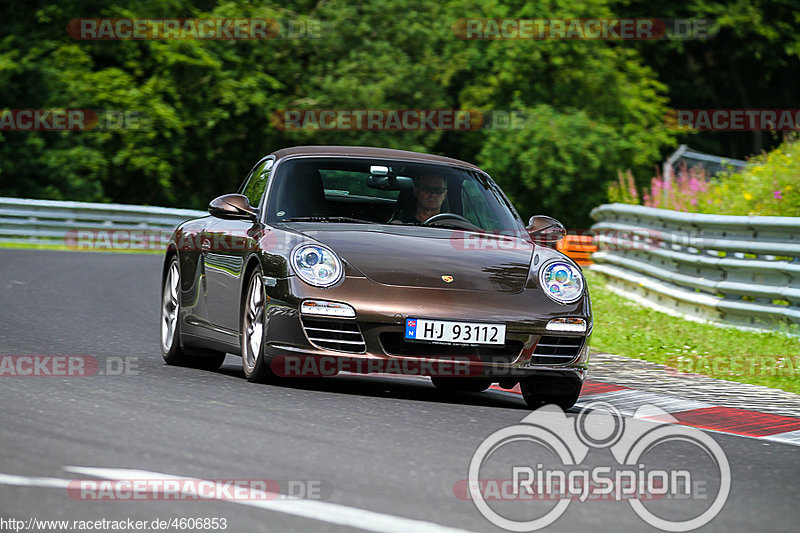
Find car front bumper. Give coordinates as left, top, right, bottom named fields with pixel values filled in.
left=261, top=275, right=591, bottom=385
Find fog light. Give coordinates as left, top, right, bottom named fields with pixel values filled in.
left=301, top=300, right=356, bottom=318
left=545, top=318, right=587, bottom=333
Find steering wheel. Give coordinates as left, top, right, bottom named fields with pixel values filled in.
left=423, top=213, right=472, bottom=225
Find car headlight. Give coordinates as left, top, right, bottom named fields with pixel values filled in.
left=291, top=243, right=343, bottom=288
left=539, top=261, right=584, bottom=304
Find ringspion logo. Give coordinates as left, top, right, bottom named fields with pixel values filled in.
left=463, top=403, right=730, bottom=531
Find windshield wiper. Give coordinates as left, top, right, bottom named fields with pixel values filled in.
left=281, top=216, right=372, bottom=224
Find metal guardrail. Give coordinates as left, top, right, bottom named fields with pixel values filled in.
left=0, top=196, right=206, bottom=250
left=590, top=203, right=800, bottom=331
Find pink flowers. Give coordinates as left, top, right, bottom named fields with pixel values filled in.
left=641, top=164, right=709, bottom=211
left=608, top=137, right=799, bottom=216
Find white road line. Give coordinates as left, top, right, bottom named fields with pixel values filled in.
left=0, top=467, right=476, bottom=533
left=0, top=473, right=71, bottom=488
left=763, top=429, right=800, bottom=446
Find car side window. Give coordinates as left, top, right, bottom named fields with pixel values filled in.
left=241, top=159, right=273, bottom=207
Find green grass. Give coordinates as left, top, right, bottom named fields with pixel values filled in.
left=585, top=270, right=800, bottom=394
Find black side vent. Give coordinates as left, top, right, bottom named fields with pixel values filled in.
left=531, top=336, right=583, bottom=365
left=301, top=318, right=366, bottom=353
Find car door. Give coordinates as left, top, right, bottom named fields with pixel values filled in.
left=204, top=158, right=273, bottom=336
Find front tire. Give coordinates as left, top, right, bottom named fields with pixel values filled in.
left=160, top=256, right=226, bottom=371
left=241, top=266, right=274, bottom=382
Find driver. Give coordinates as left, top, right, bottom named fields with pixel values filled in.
left=394, top=175, right=448, bottom=224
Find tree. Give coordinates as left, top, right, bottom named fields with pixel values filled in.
left=1, top=0, right=681, bottom=228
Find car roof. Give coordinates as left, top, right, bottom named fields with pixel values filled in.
left=269, top=145, right=481, bottom=170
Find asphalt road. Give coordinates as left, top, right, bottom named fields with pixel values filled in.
left=0, top=249, right=797, bottom=533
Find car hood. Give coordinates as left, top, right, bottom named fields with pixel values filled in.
left=296, top=225, right=534, bottom=293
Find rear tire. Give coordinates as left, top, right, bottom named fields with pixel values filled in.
left=160, top=256, right=226, bottom=371
left=431, top=377, right=493, bottom=393
left=519, top=379, right=581, bottom=410
left=241, top=266, right=275, bottom=382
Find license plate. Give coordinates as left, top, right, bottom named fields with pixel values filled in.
left=404, top=318, right=506, bottom=345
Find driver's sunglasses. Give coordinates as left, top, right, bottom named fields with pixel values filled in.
left=417, top=185, right=447, bottom=195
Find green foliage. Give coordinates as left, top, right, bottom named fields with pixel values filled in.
left=479, top=105, right=640, bottom=225
left=704, top=136, right=800, bottom=216
left=612, top=0, right=800, bottom=159
left=607, top=170, right=640, bottom=205
left=450, top=0, right=675, bottom=225
left=15, top=0, right=795, bottom=229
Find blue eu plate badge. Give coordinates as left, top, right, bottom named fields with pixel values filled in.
left=405, top=319, right=417, bottom=339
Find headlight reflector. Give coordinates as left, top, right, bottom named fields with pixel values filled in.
left=291, top=243, right=343, bottom=288
left=539, top=261, right=584, bottom=304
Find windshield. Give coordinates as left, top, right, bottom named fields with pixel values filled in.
left=265, top=157, right=525, bottom=233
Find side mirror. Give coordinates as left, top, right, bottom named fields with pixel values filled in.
left=208, top=194, right=257, bottom=221
left=526, top=215, right=566, bottom=243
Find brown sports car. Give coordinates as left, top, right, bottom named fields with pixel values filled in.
left=160, top=146, right=591, bottom=409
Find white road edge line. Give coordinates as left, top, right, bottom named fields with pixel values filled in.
left=0, top=474, right=71, bottom=488
left=0, top=467, right=476, bottom=533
